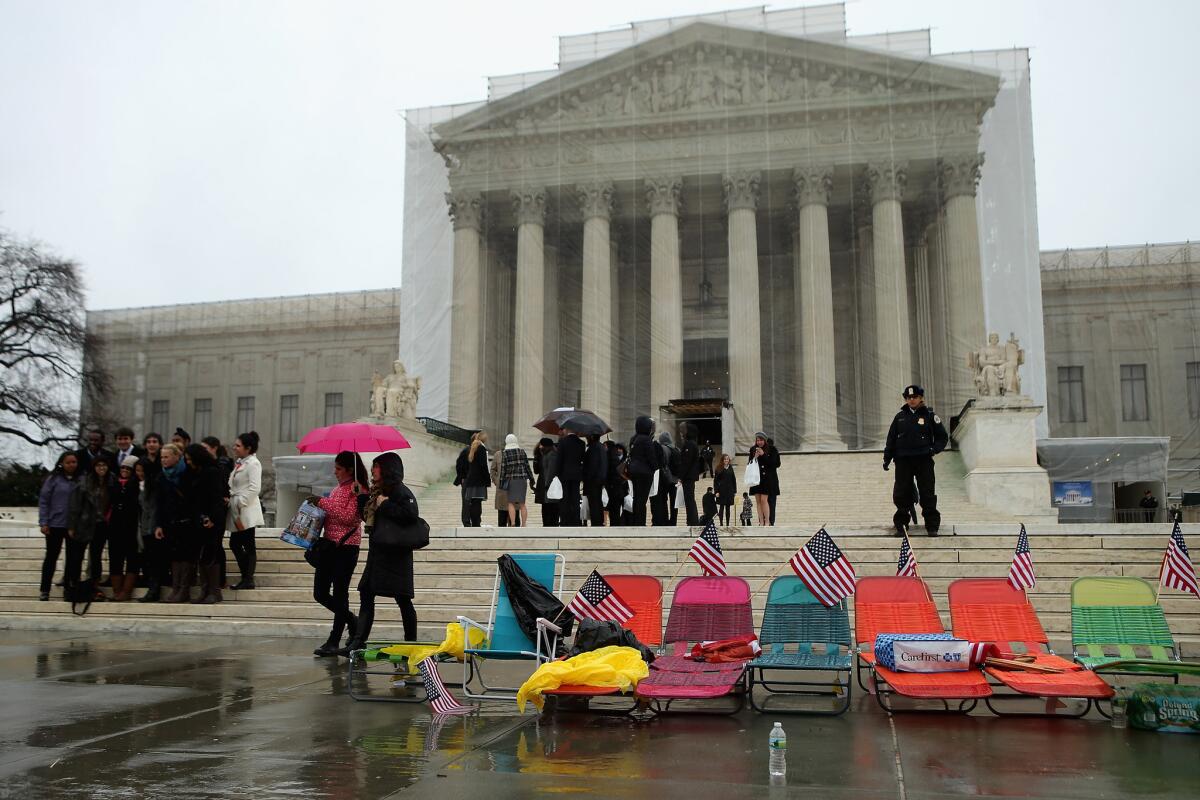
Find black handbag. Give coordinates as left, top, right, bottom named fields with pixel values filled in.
left=371, top=514, right=430, bottom=550
left=66, top=578, right=95, bottom=616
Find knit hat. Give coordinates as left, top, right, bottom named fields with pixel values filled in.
left=504, top=434, right=519, bottom=450
left=754, top=431, right=767, bottom=441
left=120, top=455, right=139, bottom=469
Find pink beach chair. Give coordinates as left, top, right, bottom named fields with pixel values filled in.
left=635, top=576, right=755, bottom=713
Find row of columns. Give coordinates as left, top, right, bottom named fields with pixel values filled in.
left=446, top=155, right=985, bottom=449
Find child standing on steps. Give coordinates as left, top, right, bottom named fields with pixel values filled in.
left=739, top=492, right=753, bottom=526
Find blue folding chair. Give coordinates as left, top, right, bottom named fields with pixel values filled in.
left=458, top=553, right=565, bottom=701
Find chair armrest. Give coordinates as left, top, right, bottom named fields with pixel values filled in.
left=457, top=615, right=488, bottom=640
left=536, top=617, right=562, bottom=635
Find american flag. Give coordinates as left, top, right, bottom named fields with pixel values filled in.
left=688, top=520, right=727, bottom=576
left=896, top=534, right=919, bottom=578
left=1006, top=524, right=1036, bottom=592
left=566, top=570, right=634, bottom=624
left=418, top=660, right=471, bottom=715
left=790, top=528, right=856, bottom=607
left=1159, top=521, right=1199, bottom=597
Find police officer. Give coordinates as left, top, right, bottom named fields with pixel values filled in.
left=883, top=385, right=948, bottom=536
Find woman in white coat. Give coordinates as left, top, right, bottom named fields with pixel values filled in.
left=226, top=431, right=265, bottom=589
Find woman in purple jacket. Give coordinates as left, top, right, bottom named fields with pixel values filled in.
left=38, top=452, right=80, bottom=601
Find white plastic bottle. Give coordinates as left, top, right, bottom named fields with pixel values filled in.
left=768, top=721, right=787, bottom=778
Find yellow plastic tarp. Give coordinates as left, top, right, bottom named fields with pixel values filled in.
left=379, top=622, right=485, bottom=669
left=516, top=646, right=650, bottom=713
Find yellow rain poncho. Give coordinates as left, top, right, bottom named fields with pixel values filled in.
left=516, top=646, right=650, bottom=713
left=379, top=622, right=485, bottom=669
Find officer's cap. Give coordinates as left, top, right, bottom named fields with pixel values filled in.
left=902, top=385, right=925, bottom=398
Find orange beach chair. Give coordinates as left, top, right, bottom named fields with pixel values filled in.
left=854, top=576, right=992, bottom=712
left=948, top=578, right=1113, bottom=717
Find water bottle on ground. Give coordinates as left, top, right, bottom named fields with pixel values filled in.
left=1110, top=690, right=1128, bottom=729
left=768, top=722, right=787, bottom=778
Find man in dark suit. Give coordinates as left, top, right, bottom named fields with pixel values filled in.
left=557, top=433, right=586, bottom=527
left=113, top=426, right=145, bottom=466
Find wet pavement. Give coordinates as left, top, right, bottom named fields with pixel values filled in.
left=1, top=630, right=1197, bottom=799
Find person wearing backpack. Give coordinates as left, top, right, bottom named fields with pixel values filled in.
left=651, top=431, right=680, bottom=526
left=626, top=416, right=661, bottom=527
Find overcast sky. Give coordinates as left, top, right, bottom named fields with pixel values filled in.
left=1, top=0, right=1197, bottom=311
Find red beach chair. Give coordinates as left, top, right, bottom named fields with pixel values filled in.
left=543, top=574, right=664, bottom=709
left=854, top=576, right=992, bottom=712
left=635, top=576, right=755, bottom=713
left=948, top=578, right=1113, bottom=717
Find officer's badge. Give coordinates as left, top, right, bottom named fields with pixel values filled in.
left=917, top=418, right=925, bottom=425
left=933, top=415, right=941, bottom=424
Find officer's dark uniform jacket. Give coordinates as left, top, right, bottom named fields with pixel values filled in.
left=883, top=405, right=948, bottom=465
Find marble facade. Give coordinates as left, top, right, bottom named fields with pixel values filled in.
left=434, top=22, right=1001, bottom=449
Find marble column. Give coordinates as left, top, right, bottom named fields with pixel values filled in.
left=864, top=161, right=912, bottom=445
left=938, top=154, right=987, bottom=413
left=577, top=180, right=615, bottom=424
left=723, top=171, right=763, bottom=451
left=646, top=176, right=683, bottom=415
left=793, top=166, right=843, bottom=450
left=854, top=218, right=875, bottom=450
left=446, top=190, right=484, bottom=427
left=907, top=213, right=933, bottom=406
left=511, top=187, right=546, bottom=443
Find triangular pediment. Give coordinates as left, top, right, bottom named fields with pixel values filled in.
left=435, top=21, right=1000, bottom=142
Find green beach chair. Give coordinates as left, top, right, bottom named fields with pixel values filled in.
left=748, top=575, right=853, bottom=715
left=1071, top=576, right=1200, bottom=680
left=458, top=552, right=566, bottom=701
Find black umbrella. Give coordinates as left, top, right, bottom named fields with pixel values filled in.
left=533, top=407, right=578, bottom=436
left=559, top=410, right=612, bottom=437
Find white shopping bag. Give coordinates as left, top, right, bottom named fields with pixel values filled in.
left=623, top=480, right=634, bottom=513
left=674, top=486, right=686, bottom=510
left=650, top=470, right=660, bottom=497
left=744, top=461, right=761, bottom=489
left=580, top=496, right=590, bottom=522
left=546, top=477, right=563, bottom=501
left=891, top=639, right=971, bottom=672
left=601, top=488, right=609, bottom=506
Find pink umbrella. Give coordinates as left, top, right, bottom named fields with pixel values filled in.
left=296, top=423, right=411, bottom=454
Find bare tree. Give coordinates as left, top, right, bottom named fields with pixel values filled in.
left=0, top=229, right=112, bottom=449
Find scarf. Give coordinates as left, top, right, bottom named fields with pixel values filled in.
left=161, top=459, right=187, bottom=487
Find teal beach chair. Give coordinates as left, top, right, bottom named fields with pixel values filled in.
left=748, top=575, right=853, bottom=715
left=458, top=553, right=566, bottom=701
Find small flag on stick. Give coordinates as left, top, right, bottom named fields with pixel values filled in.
left=688, top=519, right=727, bottom=577
left=566, top=570, right=634, bottom=624
left=790, top=528, right=856, bottom=607
left=1159, top=521, right=1199, bottom=597
left=897, top=534, right=919, bottom=578
left=1006, top=524, right=1036, bottom=592
left=418, top=660, right=471, bottom=715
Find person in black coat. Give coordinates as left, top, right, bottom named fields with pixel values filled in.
left=604, top=442, right=627, bottom=526
left=557, top=432, right=586, bottom=527
left=154, top=444, right=195, bottom=603
left=652, top=432, right=681, bottom=527
left=583, top=434, right=607, bottom=527
left=676, top=423, right=702, bottom=525
left=748, top=432, right=781, bottom=526
left=461, top=432, right=491, bottom=527
left=344, top=452, right=419, bottom=653
left=109, top=457, right=142, bottom=601
left=533, top=438, right=559, bottom=527
left=184, top=444, right=228, bottom=604
left=713, top=453, right=737, bottom=526
left=883, top=385, right=949, bottom=536
left=701, top=487, right=718, bottom=525
left=626, top=416, right=660, bottom=528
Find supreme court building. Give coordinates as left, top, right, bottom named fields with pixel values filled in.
left=400, top=5, right=1046, bottom=450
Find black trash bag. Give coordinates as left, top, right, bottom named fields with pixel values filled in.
left=497, top=555, right=574, bottom=654
left=568, top=619, right=656, bottom=664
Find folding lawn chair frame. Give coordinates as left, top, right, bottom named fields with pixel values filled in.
left=748, top=576, right=852, bottom=715
left=457, top=553, right=566, bottom=702
left=854, top=576, right=991, bottom=714
left=634, top=576, right=755, bottom=714
left=346, top=642, right=474, bottom=703
left=949, top=578, right=1113, bottom=718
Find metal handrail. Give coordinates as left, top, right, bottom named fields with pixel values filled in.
left=414, top=416, right=477, bottom=444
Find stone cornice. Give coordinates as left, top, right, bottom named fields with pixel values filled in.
left=938, top=154, right=985, bottom=199
left=863, top=161, right=909, bottom=205
left=510, top=188, right=546, bottom=227
left=445, top=190, right=484, bottom=231
left=575, top=180, right=614, bottom=221
left=645, top=176, right=683, bottom=218
left=722, top=171, right=760, bottom=213
left=792, top=165, right=833, bottom=208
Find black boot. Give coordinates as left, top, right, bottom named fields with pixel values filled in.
left=336, top=614, right=362, bottom=657
left=314, top=633, right=341, bottom=657
left=139, top=579, right=161, bottom=603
